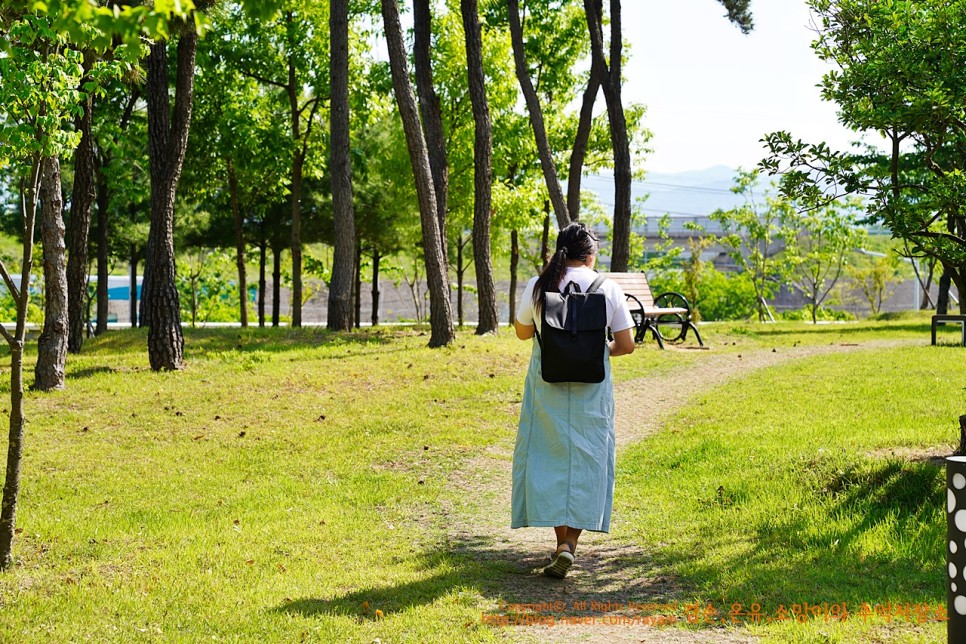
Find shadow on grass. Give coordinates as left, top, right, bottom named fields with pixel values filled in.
left=274, top=536, right=680, bottom=621
left=273, top=460, right=944, bottom=630
left=654, top=458, right=945, bottom=608
left=63, top=326, right=410, bottom=362
left=66, top=366, right=116, bottom=380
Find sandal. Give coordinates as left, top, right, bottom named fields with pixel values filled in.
left=543, top=541, right=575, bottom=579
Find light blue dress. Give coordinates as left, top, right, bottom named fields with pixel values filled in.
left=511, top=340, right=616, bottom=532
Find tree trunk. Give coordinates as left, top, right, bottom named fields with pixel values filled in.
left=567, top=65, right=602, bottom=219
left=585, top=0, right=632, bottom=271
left=509, top=229, right=519, bottom=325
left=67, top=93, right=96, bottom=353
left=381, top=0, right=455, bottom=348
left=461, top=0, right=499, bottom=335
left=951, top=268, right=966, bottom=315
left=145, top=30, right=197, bottom=370
left=507, top=0, right=570, bottom=229
left=413, top=0, right=449, bottom=259
left=457, top=235, right=464, bottom=328
left=371, top=250, right=381, bottom=326
left=227, top=159, right=248, bottom=327
left=0, top=164, right=40, bottom=570
left=95, top=166, right=111, bottom=334
left=35, top=156, right=68, bottom=391
left=0, top=338, right=26, bottom=569
left=354, top=237, right=362, bottom=328
left=328, top=0, right=357, bottom=332
left=541, top=207, right=551, bottom=271
left=272, top=245, right=281, bottom=327
left=284, top=11, right=306, bottom=329
left=938, top=267, right=951, bottom=315
left=258, top=239, right=266, bottom=327
left=290, top=152, right=304, bottom=328
left=129, top=249, right=138, bottom=328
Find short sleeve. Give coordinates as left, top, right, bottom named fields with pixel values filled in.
left=517, top=277, right=538, bottom=326
left=607, top=280, right=636, bottom=333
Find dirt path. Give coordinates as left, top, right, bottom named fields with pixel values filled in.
left=448, top=340, right=916, bottom=643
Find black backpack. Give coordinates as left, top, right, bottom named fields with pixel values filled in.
left=535, top=274, right=608, bottom=384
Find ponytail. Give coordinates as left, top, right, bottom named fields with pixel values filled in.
left=531, top=222, right=599, bottom=307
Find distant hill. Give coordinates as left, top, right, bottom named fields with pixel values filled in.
left=582, top=166, right=763, bottom=221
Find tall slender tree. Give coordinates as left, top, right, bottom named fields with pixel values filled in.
left=34, top=156, right=69, bottom=391
left=381, top=0, right=455, bottom=347
left=507, top=0, right=571, bottom=229
left=327, top=0, right=356, bottom=330
left=143, top=23, right=199, bottom=370
left=413, top=0, right=450, bottom=258
left=66, top=89, right=95, bottom=352
left=460, top=0, right=498, bottom=334
left=583, top=0, right=631, bottom=270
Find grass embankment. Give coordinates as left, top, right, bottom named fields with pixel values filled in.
left=0, top=319, right=957, bottom=642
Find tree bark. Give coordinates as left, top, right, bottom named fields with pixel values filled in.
left=258, top=239, right=266, bottom=327
left=412, top=0, right=449, bottom=259
left=567, top=65, right=603, bottom=219
left=0, top=163, right=41, bottom=569
left=227, top=159, right=248, bottom=327
left=328, top=0, right=357, bottom=332
left=129, top=249, right=138, bottom=328
left=507, top=0, right=571, bottom=230
left=95, top=165, right=111, bottom=333
left=35, top=155, right=68, bottom=391
left=457, top=234, right=465, bottom=327
left=938, top=267, right=951, bottom=315
left=67, top=92, right=95, bottom=353
left=354, top=237, right=362, bottom=328
left=371, top=250, right=381, bottom=326
left=271, top=245, right=281, bottom=327
left=145, top=29, right=197, bottom=370
left=541, top=207, right=551, bottom=271
left=509, top=229, right=519, bottom=325
left=585, top=0, right=632, bottom=271
left=461, top=0, right=498, bottom=335
left=381, top=0, right=455, bottom=347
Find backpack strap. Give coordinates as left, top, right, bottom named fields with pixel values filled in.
left=587, top=274, right=607, bottom=294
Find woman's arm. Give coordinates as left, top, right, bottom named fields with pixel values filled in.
left=608, top=328, right=635, bottom=356
left=514, top=319, right=535, bottom=340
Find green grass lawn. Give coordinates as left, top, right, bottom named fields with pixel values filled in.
left=0, top=320, right=957, bottom=642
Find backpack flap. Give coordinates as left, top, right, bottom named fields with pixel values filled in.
left=543, top=292, right=607, bottom=333
left=539, top=281, right=608, bottom=384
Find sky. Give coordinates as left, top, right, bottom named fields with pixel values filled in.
left=620, top=1, right=874, bottom=174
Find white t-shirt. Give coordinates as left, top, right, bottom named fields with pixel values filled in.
left=517, top=266, right=635, bottom=334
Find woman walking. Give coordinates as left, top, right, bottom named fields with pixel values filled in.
left=512, top=222, right=636, bottom=578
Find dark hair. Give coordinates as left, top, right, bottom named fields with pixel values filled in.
left=531, top=221, right=599, bottom=306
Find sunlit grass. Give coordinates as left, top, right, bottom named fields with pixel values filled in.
left=0, top=320, right=954, bottom=641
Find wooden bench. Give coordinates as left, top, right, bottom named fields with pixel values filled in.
left=604, top=272, right=703, bottom=349
left=932, top=314, right=966, bottom=346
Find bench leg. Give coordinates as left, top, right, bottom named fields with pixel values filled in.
left=640, top=320, right=665, bottom=349
left=688, top=322, right=704, bottom=346
left=932, top=318, right=938, bottom=345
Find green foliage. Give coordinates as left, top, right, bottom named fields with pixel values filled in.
left=763, top=0, right=966, bottom=291
left=848, top=252, right=907, bottom=316
left=710, top=169, right=792, bottom=322
left=176, top=250, right=244, bottom=325
left=648, top=264, right=759, bottom=322
left=0, top=15, right=84, bottom=165
left=780, top=199, right=865, bottom=323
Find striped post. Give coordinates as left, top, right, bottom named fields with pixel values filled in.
left=947, top=456, right=966, bottom=642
